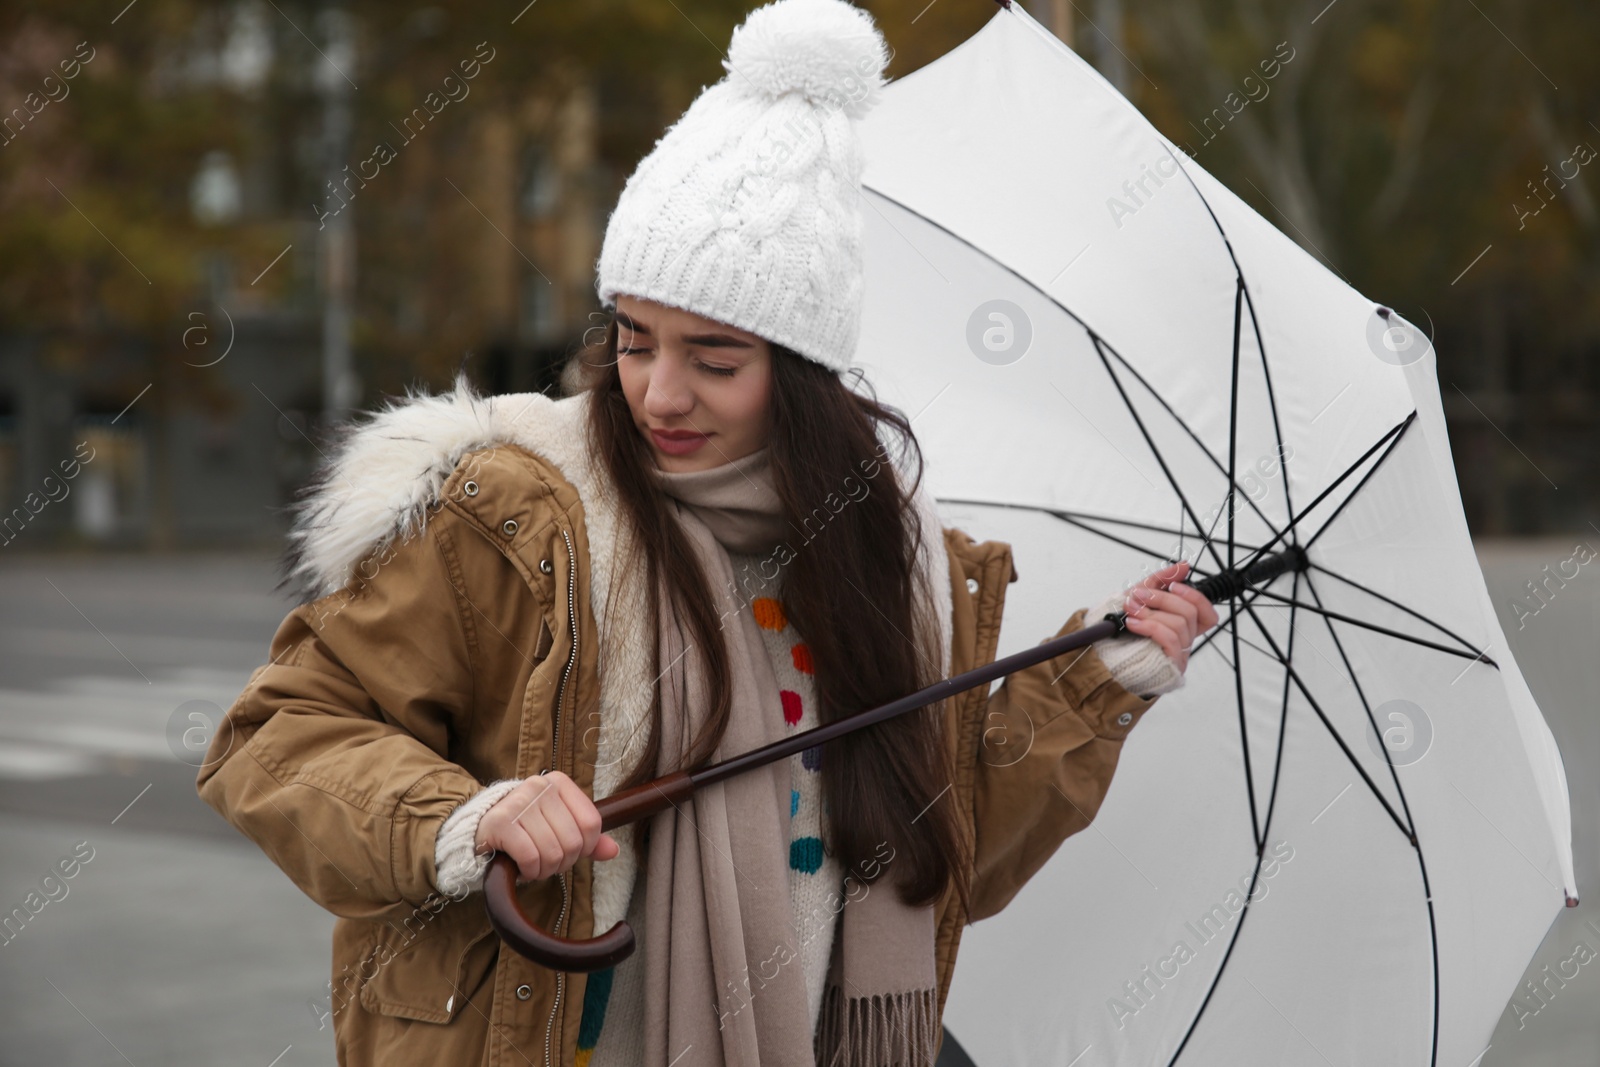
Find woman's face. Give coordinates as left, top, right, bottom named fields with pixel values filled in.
left=614, top=294, right=774, bottom=473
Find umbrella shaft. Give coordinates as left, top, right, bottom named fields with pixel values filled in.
left=1190, top=545, right=1308, bottom=604
left=593, top=546, right=1310, bottom=832
left=595, top=617, right=1119, bottom=830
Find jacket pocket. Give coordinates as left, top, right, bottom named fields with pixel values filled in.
left=356, top=892, right=499, bottom=1023
left=532, top=615, right=554, bottom=661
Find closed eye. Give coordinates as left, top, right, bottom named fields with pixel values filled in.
left=619, top=344, right=737, bottom=377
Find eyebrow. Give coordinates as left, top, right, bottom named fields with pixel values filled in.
left=615, top=311, right=755, bottom=349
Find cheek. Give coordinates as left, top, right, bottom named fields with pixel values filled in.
left=617, top=358, right=645, bottom=409
left=733, top=366, right=772, bottom=425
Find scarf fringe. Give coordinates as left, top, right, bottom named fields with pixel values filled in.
left=813, top=982, right=940, bottom=1067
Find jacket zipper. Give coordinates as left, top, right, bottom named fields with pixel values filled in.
left=544, top=525, right=578, bottom=1067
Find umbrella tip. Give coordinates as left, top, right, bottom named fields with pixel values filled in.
left=1376, top=305, right=1393, bottom=319
left=1567, top=895, right=1581, bottom=908
left=993, top=0, right=1012, bottom=8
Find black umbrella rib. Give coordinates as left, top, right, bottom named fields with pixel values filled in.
left=1157, top=139, right=1299, bottom=531
left=935, top=498, right=1202, bottom=567
left=1235, top=597, right=1415, bottom=841
left=1306, top=560, right=1495, bottom=668
left=1093, top=335, right=1290, bottom=548
left=1091, top=335, right=1232, bottom=578
left=1167, top=569, right=1303, bottom=1067
left=1186, top=583, right=1417, bottom=841
left=1296, top=575, right=1421, bottom=839
left=1228, top=275, right=1244, bottom=576
left=1051, top=506, right=1268, bottom=555
left=1301, top=411, right=1417, bottom=552
left=1233, top=584, right=1497, bottom=666
left=934, top=499, right=1268, bottom=556
left=1230, top=581, right=1262, bottom=850
left=1046, top=509, right=1209, bottom=568
left=1231, top=411, right=1417, bottom=578
left=858, top=183, right=1292, bottom=552
left=1302, top=570, right=1441, bottom=1067
left=1223, top=275, right=1261, bottom=848
left=1241, top=282, right=1297, bottom=523
left=1257, top=568, right=1302, bottom=856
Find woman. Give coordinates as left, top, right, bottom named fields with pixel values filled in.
left=197, top=1, right=1217, bottom=1065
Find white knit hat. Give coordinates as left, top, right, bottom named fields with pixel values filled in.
left=594, top=0, right=891, bottom=375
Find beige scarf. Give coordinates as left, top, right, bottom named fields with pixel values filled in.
left=632, top=444, right=948, bottom=1067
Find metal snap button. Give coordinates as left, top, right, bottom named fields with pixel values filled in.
left=965, top=577, right=979, bottom=594
left=1116, top=712, right=1133, bottom=727
left=515, top=983, right=532, bottom=1001
left=539, top=558, right=553, bottom=575
left=502, top=519, right=519, bottom=537
left=463, top=480, right=479, bottom=497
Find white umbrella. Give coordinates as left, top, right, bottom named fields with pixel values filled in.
left=852, top=4, right=1577, bottom=1064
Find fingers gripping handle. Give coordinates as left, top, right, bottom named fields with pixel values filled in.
left=1100, top=546, right=1309, bottom=634
left=483, top=772, right=695, bottom=972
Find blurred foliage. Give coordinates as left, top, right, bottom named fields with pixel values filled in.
left=1120, top=0, right=1599, bottom=530
left=0, top=0, right=1595, bottom=529
left=1125, top=0, right=1600, bottom=385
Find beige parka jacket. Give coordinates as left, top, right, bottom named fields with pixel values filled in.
left=196, top=379, right=1161, bottom=1067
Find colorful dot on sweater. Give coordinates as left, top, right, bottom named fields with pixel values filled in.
left=791, top=642, right=814, bottom=674
left=791, top=788, right=800, bottom=816
left=780, top=689, right=803, bottom=726
left=753, top=597, right=787, bottom=631
left=802, top=745, right=822, bottom=772
left=576, top=963, right=614, bottom=1058
left=790, top=836, right=824, bottom=874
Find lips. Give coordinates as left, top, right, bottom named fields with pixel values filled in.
left=649, top=427, right=711, bottom=455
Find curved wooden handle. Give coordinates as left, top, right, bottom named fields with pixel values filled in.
left=484, top=852, right=635, bottom=971
left=483, top=771, right=694, bottom=972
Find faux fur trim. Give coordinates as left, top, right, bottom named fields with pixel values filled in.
left=274, top=371, right=951, bottom=938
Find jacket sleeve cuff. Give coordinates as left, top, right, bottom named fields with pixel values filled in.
left=1086, top=593, right=1187, bottom=698
left=433, top=778, right=523, bottom=898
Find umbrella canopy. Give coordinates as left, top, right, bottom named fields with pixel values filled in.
left=852, top=4, right=1576, bottom=1065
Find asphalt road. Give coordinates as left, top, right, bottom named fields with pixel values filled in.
left=0, top=540, right=1594, bottom=1066
left=0, top=551, right=339, bottom=1067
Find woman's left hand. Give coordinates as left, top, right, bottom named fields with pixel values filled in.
left=1119, top=561, right=1221, bottom=674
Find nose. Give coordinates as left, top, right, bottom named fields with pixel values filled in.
left=642, top=350, right=695, bottom=421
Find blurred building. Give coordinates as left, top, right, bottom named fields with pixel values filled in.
left=0, top=5, right=620, bottom=551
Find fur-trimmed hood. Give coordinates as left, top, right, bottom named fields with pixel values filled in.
left=276, top=370, right=952, bottom=632
left=277, top=371, right=581, bottom=605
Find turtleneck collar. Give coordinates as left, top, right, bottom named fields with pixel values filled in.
left=649, top=447, right=789, bottom=555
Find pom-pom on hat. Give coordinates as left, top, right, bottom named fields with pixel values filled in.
left=594, top=0, right=891, bottom=375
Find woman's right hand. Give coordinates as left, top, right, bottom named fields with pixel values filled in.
left=474, top=771, right=620, bottom=882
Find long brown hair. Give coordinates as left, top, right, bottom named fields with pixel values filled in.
left=574, top=316, right=970, bottom=913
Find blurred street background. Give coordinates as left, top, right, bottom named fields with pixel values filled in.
left=1, top=0, right=1596, bottom=1064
